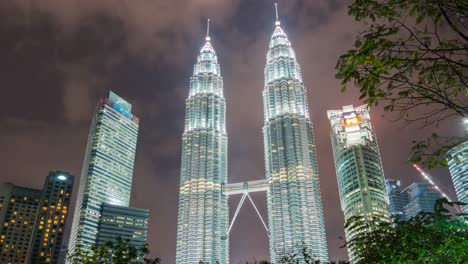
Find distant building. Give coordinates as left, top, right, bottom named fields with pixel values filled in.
left=96, top=204, right=149, bottom=250
left=0, top=171, right=74, bottom=264
left=385, top=179, right=408, bottom=220
left=447, top=141, right=467, bottom=212
left=29, top=171, right=74, bottom=264
left=403, top=182, right=442, bottom=219
left=0, top=184, right=41, bottom=264
left=327, top=105, right=390, bottom=260
left=68, top=91, right=140, bottom=259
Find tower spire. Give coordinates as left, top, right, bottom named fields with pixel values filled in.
left=275, top=3, right=280, bottom=26
left=206, top=18, right=211, bottom=42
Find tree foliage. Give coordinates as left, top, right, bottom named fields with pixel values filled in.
left=66, top=237, right=161, bottom=264
left=345, top=199, right=468, bottom=263
left=336, top=0, right=468, bottom=168
left=242, top=247, right=349, bottom=264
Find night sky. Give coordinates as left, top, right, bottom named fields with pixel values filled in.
left=0, top=0, right=465, bottom=263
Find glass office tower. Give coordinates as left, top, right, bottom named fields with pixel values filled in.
left=385, top=179, right=408, bottom=220
left=96, top=204, right=149, bottom=250
left=447, top=141, right=467, bottom=212
left=327, top=105, right=390, bottom=259
left=175, top=31, right=228, bottom=263
left=68, top=91, right=139, bottom=259
left=263, top=19, right=328, bottom=262
left=403, top=182, right=442, bottom=219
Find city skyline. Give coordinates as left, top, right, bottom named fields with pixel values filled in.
left=0, top=0, right=464, bottom=263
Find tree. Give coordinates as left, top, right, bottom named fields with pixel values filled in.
left=242, top=247, right=350, bottom=264
left=344, top=199, right=468, bottom=263
left=66, top=237, right=161, bottom=264
left=336, top=0, right=468, bottom=168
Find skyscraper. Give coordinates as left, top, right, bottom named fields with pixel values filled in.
left=0, top=171, right=74, bottom=264
left=263, top=11, right=328, bottom=262
left=176, top=22, right=228, bottom=264
left=0, top=184, right=41, bottom=264
left=29, top=171, right=74, bottom=264
left=447, top=141, right=467, bottom=212
left=327, top=105, right=390, bottom=259
left=96, top=204, right=149, bottom=250
left=403, top=182, right=442, bottom=219
left=385, top=179, right=408, bottom=220
left=68, top=91, right=139, bottom=258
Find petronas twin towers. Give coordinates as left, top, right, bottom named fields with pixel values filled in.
left=176, top=9, right=328, bottom=263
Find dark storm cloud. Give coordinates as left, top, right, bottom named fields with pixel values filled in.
left=0, top=0, right=464, bottom=263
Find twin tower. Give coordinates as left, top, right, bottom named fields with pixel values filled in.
left=176, top=10, right=328, bottom=264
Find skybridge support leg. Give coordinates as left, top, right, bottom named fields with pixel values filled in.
left=227, top=192, right=247, bottom=236
left=246, top=193, right=269, bottom=235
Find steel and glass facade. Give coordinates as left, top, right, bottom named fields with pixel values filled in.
left=96, top=204, right=149, bottom=250
left=68, top=91, right=139, bottom=259
left=327, top=105, right=390, bottom=259
left=263, top=22, right=328, bottom=262
left=447, top=141, right=467, bottom=212
left=176, top=35, right=228, bottom=264
left=403, top=182, right=442, bottom=219
left=385, top=179, right=408, bottom=220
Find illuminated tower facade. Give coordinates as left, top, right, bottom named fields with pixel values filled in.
left=0, top=184, right=41, bottom=264
left=263, top=13, right=328, bottom=262
left=176, top=23, right=228, bottom=264
left=327, top=105, right=390, bottom=259
left=0, top=171, right=73, bottom=264
left=447, top=141, right=468, bottom=213
left=30, top=171, right=74, bottom=264
left=68, top=91, right=139, bottom=259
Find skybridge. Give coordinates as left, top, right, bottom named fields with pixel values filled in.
left=224, top=179, right=269, bottom=236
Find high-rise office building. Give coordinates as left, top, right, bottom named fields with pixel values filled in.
left=96, top=204, right=149, bottom=250
left=327, top=105, right=390, bottom=259
left=447, top=141, right=467, bottom=212
left=0, top=184, right=41, bottom=264
left=0, top=171, right=74, bottom=264
left=29, top=171, right=74, bottom=264
left=176, top=25, right=228, bottom=264
left=263, top=15, right=328, bottom=262
left=403, top=182, right=442, bottom=219
left=385, top=179, right=408, bottom=220
left=68, top=91, right=140, bottom=258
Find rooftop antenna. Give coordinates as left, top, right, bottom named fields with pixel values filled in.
left=275, top=3, right=280, bottom=26
left=206, top=18, right=211, bottom=42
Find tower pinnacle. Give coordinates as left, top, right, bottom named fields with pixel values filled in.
left=275, top=3, right=280, bottom=26
left=206, top=18, right=211, bottom=42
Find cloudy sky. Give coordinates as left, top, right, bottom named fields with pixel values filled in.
left=0, top=0, right=464, bottom=263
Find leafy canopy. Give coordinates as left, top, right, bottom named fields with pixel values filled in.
left=66, top=236, right=161, bottom=264
left=345, top=199, right=468, bottom=263
left=336, top=0, right=468, bottom=168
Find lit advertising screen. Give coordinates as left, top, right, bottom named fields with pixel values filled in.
left=343, top=112, right=361, bottom=126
